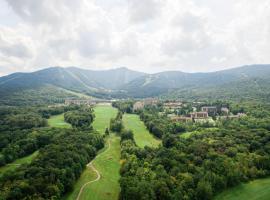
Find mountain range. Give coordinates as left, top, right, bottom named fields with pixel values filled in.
left=0, top=64, right=270, bottom=105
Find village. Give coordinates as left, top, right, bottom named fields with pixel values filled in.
left=133, top=98, right=247, bottom=123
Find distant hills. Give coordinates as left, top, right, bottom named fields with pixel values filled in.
left=0, top=64, right=270, bottom=105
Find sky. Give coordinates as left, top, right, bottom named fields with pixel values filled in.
left=0, top=0, right=270, bottom=76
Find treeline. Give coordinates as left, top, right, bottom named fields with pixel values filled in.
left=0, top=105, right=78, bottom=167
left=140, top=107, right=187, bottom=138
left=0, top=128, right=63, bottom=166
left=112, top=101, right=134, bottom=113
left=119, top=127, right=270, bottom=200
left=110, top=111, right=124, bottom=132
left=64, top=106, right=95, bottom=129
left=0, top=130, right=104, bottom=199
left=38, top=105, right=79, bottom=118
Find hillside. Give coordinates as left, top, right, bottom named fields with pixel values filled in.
left=0, top=67, right=145, bottom=105
left=122, top=65, right=270, bottom=100
left=0, top=64, right=270, bottom=105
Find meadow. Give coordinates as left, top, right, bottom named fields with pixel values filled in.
left=214, top=178, right=270, bottom=200
left=48, top=113, right=71, bottom=128
left=123, top=114, right=161, bottom=148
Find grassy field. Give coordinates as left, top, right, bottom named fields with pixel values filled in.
left=48, top=113, right=71, bottom=128
left=0, top=151, right=38, bottom=176
left=123, top=114, right=161, bottom=148
left=64, top=134, right=121, bottom=200
left=92, top=104, right=118, bottom=134
left=214, top=178, right=270, bottom=200
left=64, top=104, right=120, bottom=200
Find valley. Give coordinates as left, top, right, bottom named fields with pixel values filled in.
left=0, top=65, right=270, bottom=200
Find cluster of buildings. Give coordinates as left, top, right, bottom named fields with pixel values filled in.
left=169, top=105, right=245, bottom=123
left=64, top=99, right=112, bottom=106
left=133, top=98, right=159, bottom=111
left=163, top=101, right=183, bottom=110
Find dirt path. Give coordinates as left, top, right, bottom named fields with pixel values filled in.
left=76, top=139, right=111, bottom=200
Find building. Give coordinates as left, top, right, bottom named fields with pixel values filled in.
left=190, top=112, right=208, bottom=119
left=133, top=98, right=158, bottom=111
left=163, top=101, right=183, bottom=109
left=221, top=107, right=229, bottom=115
left=220, top=113, right=247, bottom=120
left=65, top=99, right=111, bottom=106
left=144, top=98, right=159, bottom=106
left=201, top=106, right=217, bottom=116
left=170, top=116, right=192, bottom=123
left=133, top=101, right=145, bottom=111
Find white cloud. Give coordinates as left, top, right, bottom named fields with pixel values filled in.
left=0, top=0, right=270, bottom=75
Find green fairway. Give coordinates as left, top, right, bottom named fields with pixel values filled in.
left=214, top=178, right=270, bottom=200
left=64, top=104, right=120, bottom=200
left=92, top=104, right=118, bottom=134
left=0, top=151, right=38, bottom=176
left=123, top=114, right=161, bottom=148
left=48, top=113, right=71, bottom=128
left=64, top=134, right=121, bottom=200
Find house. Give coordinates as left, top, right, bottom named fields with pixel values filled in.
left=190, top=112, right=209, bottom=119
left=201, top=106, right=217, bottom=116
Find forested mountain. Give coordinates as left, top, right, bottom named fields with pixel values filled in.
left=122, top=65, right=270, bottom=98
left=0, top=64, right=270, bottom=105
left=0, top=67, right=145, bottom=105
left=0, top=66, right=145, bottom=93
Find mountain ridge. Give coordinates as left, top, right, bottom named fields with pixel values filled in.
left=0, top=64, right=270, bottom=104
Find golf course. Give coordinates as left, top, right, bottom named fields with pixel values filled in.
left=64, top=104, right=120, bottom=200
left=123, top=113, right=161, bottom=148
left=214, top=177, right=270, bottom=200
left=48, top=113, right=71, bottom=128
left=92, top=104, right=118, bottom=134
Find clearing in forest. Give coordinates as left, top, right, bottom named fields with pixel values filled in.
left=48, top=113, right=71, bottom=128
left=214, top=177, right=270, bottom=200
left=123, top=113, right=161, bottom=148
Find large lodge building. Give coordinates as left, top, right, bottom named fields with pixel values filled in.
left=65, top=99, right=112, bottom=106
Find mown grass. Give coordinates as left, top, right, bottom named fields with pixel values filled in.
left=0, top=151, right=38, bottom=176
left=64, top=134, right=121, bottom=200
left=123, top=114, right=161, bottom=148
left=48, top=113, right=71, bottom=128
left=64, top=104, right=120, bottom=200
left=92, top=104, right=118, bottom=134
left=214, top=177, right=270, bottom=200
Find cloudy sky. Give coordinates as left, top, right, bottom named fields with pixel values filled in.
left=0, top=0, right=270, bottom=75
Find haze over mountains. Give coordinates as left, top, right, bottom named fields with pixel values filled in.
left=0, top=64, right=270, bottom=105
